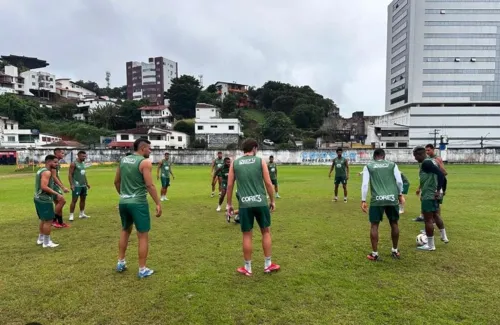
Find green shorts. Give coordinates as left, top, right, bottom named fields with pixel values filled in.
left=402, top=183, right=410, bottom=195
left=34, top=199, right=55, bottom=221
left=72, top=186, right=88, bottom=198
left=221, top=182, right=227, bottom=190
left=119, top=203, right=151, bottom=233
left=239, top=206, right=271, bottom=232
left=271, top=179, right=278, bottom=186
left=52, top=185, right=63, bottom=201
left=369, top=205, right=400, bottom=223
left=438, top=197, right=443, bottom=205
left=421, top=199, right=439, bottom=213
left=335, top=176, right=347, bottom=185
left=161, top=177, right=170, bottom=188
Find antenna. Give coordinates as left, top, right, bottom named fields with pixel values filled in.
left=198, top=74, right=203, bottom=88
left=105, top=71, right=111, bottom=88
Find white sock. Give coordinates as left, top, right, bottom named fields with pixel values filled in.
left=391, top=247, right=398, bottom=253
left=440, top=229, right=448, bottom=240
left=43, top=235, right=50, bottom=245
left=344, top=197, right=347, bottom=200
left=335, top=196, right=338, bottom=200
left=80, top=211, right=84, bottom=216
left=118, top=259, right=126, bottom=264
left=139, top=266, right=147, bottom=272
left=372, top=251, right=378, bottom=256
left=38, top=234, right=43, bottom=241
left=427, top=236, right=435, bottom=249
left=244, top=260, right=252, bottom=273
left=265, top=256, right=272, bottom=269
left=69, top=213, right=74, bottom=217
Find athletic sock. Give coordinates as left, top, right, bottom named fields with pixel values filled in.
left=264, top=256, right=272, bottom=269
left=244, top=260, right=252, bottom=273
left=80, top=211, right=84, bottom=216
left=69, top=213, right=74, bottom=218
left=372, top=251, right=378, bottom=257
left=440, top=229, right=448, bottom=240
left=38, top=234, right=44, bottom=241
left=139, top=266, right=147, bottom=272
left=55, top=214, right=63, bottom=224
left=118, top=259, right=126, bottom=264
left=427, top=236, right=435, bottom=249
left=43, top=235, right=50, bottom=245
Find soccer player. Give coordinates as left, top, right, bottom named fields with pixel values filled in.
left=157, top=152, right=175, bottom=201
left=328, top=148, right=349, bottom=202
left=34, top=155, right=64, bottom=248
left=51, top=148, right=70, bottom=228
left=114, top=139, right=162, bottom=278
left=212, top=157, right=230, bottom=212
left=227, top=138, right=280, bottom=276
left=68, top=151, right=91, bottom=221
left=413, top=146, right=449, bottom=251
left=399, top=172, right=410, bottom=214
left=414, top=144, right=448, bottom=222
left=361, top=149, right=404, bottom=261
left=267, top=155, right=280, bottom=198
left=211, top=151, right=224, bottom=197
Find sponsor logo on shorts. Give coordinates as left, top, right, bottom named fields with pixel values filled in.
left=375, top=194, right=396, bottom=201
left=241, top=194, right=263, bottom=203
left=239, top=158, right=256, bottom=165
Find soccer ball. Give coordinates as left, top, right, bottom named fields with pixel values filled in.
left=416, top=233, right=428, bottom=246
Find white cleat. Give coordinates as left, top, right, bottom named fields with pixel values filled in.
left=211, top=192, right=215, bottom=198
left=216, top=206, right=221, bottom=212
left=344, top=198, right=348, bottom=203
left=68, top=215, right=74, bottom=221
left=79, top=214, right=90, bottom=219
left=441, top=238, right=450, bottom=244
left=37, top=239, right=43, bottom=245
left=43, top=241, right=59, bottom=248
left=160, top=197, right=165, bottom=202
left=417, top=244, right=435, bottom=251
left=333, top=197, right=338, bottom=202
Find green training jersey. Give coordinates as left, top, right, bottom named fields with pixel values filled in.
left=220, top=165, right=230, bottom=183
left=233, top=155, right=268, bottom=208
left=419, top=158, right=438, bottom=200
left=332, top=157, right=347, bottom=178
left=119, top=154, right=147, bottom=204
left=214, top=158, right=224, bottom=175
left=366, top=160, right=399, bottom=206
left=34, top=167, right=54, bottom=203
left=401, top=173, right=409, bottom=185
left=72, top=161, right=87, bottom=188
left=160, top=159, right=171, bottom=179
left=268, top=162, right=277, bottom=180
left=52, top=164, right=61, bottom=190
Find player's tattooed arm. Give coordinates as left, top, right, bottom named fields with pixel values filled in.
left=422, top=160, right=445, bottom=192
left=114, top=166, right=121, bottom=194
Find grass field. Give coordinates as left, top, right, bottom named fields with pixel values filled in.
left=0, top=164, right=499, bottom=325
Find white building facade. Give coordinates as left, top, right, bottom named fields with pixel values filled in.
left=138, top=105, right=173, bottom=129
left=0, top=116, right=61, bottom=148
left=56, top=79, right=96, bottom=99
left=73, top=97, right=119, bottom=121
left=0, top=65, right=25, bottom=95
left=110, top=127, right=188, bottom=150
left=194, top=103, right=242, bottom=149
left=382, top=0, right=500, bottom=148
left=20, top=70, right=56, bottom=97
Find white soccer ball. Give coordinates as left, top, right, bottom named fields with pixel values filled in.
left=416, top=233, right=428, bottom=246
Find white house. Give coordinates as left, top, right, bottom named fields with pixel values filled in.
left=138, top=105, right=173, bottom=129
left=0, top=65, right=26, bottom=95
left=20, top=70, right=56, bottom=98
left=194, top=103, right=242, bottom=148
left=215, top=81, right=248, bottom=101
left=0, top=116, right=61, bottom=148
left=56, top=78, right=96, bottom=99
left=109, top=127, right=188, bottom=150
left=74, top=97, right=119, bottom=121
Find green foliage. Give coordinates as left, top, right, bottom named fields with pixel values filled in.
left=303, top=138, right=316, bottom=149
left=166, top=75, right=202, bottom=119
left=276, top=142, right=294, bottom=150
left=174, top=120, right=195, bottom=136
left=226, top=143, right=238, bottom=150
left=0, top=94, right=42, bottom=126
left=197, top=90, right=219, bottom=107
left=272, top=95, right=296, bottom=115
left=261, top=111, right=293, bottom=144
left=88, top=104, right=121, bottom=130
left=191, top=138, right=207, bottom=149
left=37, top=120, right=112, bottom=145
left=221, top=94, right=238, bottom=117
left=74, top=81, right=127, bottom=99
left=116, top=99, right=148, bottom=130
left=291, top=104, right=325, bottom=130
left=205, top=84, right=217, bottom=93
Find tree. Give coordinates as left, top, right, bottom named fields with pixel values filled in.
left=205, top=84, right=217, bottom=93
left=0, top=93, right=41, bottom=127
left=272, top=95, right=296, bottom=115
left=261, top=111, right=293, bottom=144
left=197, top=90, right=219, bottom=106
left=88, top=104, right=120, bottom=129
left=117, top=99, right=147, bottom=130
left=173, top=120, right=195, bottom=136
left=291, top=104, right=325, bottom=130
left=221, top=94, right=238, bottom=117
left=74, top=80, right=100, bottom=95
left=303, top=138, right=316, bottom=149
left=165, top=75, right=201, bottom=119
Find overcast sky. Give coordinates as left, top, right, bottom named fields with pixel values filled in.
left=1, top=0, right=390, bottom=116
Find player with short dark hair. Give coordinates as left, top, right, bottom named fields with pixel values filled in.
left=267, top=155, right=280, bottom=198
left=157, top=152, right=175, bottom=201
left=68, top=151, right=90, bottom=221
left=227, top=138, right=280, bottom=276
left=51, top=148, right=70, bottom=228
left=114, top=139, right=162, bottom=278
left=212, top=157, right=231, bottom=214
left=328, top=148, right=349, bottom=202
left=413, top=147, right=449, bottom=251
left=35, top=155, right=64, bottom=248
left=211, top=151, right=224, bottom=197
left=361, top=148, right=404, bottom=261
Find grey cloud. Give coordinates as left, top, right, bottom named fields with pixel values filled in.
left=0, top=0, right=391, bottom=115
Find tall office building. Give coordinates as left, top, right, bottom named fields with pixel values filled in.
left=383, top=0, right=500, bottom=148
left=126, top=57, right=178, bottom=105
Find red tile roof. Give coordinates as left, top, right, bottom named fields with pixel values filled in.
left=108, top=141, right=133, bottom=148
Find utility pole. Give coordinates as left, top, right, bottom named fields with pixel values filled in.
left=480, top=136, right=484, bottom=149
left=430, top=129, right=440, bottom=148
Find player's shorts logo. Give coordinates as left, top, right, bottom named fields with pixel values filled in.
left=375, top=194, right=396, bottom=201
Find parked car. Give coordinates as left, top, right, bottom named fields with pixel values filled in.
left=263, top=139, right=274, bottom=146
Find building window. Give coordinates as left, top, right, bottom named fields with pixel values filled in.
left=42, top=137, right=47, bottom=142
left=7, top=136, right=15, bottom=142
left=398, top=142, right=407, bottom=148
left=386, top=143, right=396, bottom=148
left=121, top=134, right=129, bottom=140
left=32, top=82, right=36, bottom=86
left=197, top=125, right=203, bottom=130
left=32, top=75, right=35, bottom=79
left=178, top=136, right=182, bottom=141
left=210, top=125, right=217, bottom=128
left=229, top=125, right=234, bottom=130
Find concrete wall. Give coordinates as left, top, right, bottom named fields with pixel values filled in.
left=15, top=148, right=500, bottom=165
